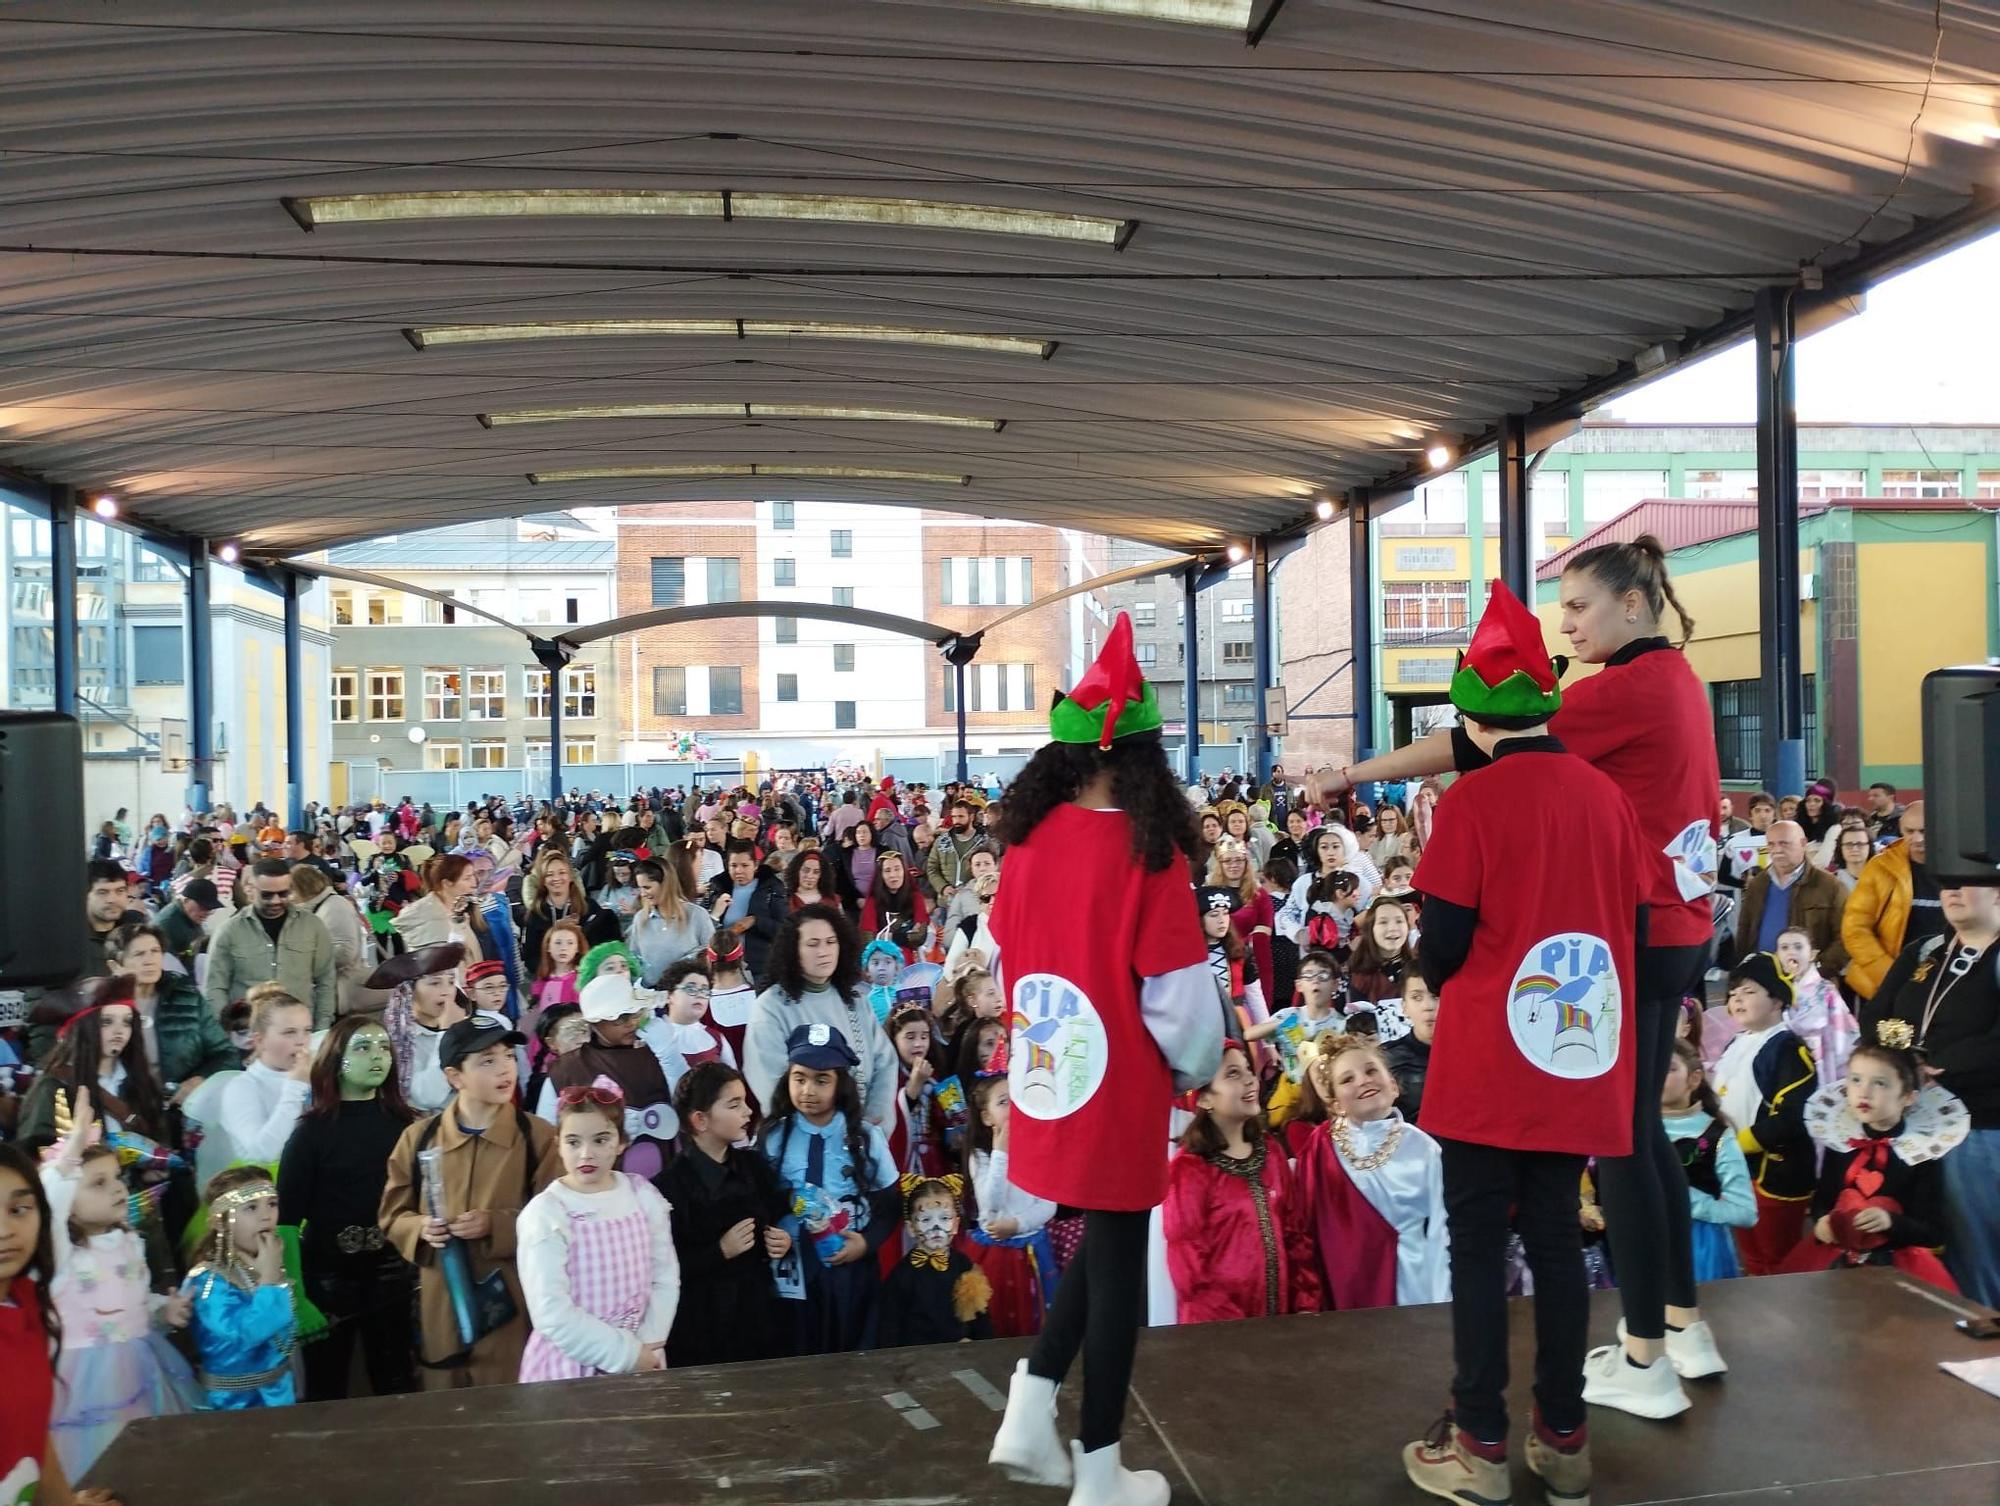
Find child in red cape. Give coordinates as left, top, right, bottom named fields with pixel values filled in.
left=984, top=613, right=1224, bottom=1506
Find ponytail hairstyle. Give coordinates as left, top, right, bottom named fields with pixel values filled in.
left=1669, top=1037, right=1722, bottom=1118
left=1563, top=532, right=1696, bottom=647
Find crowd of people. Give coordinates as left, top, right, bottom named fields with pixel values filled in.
left=4, top=541, right=1996, bottom=1506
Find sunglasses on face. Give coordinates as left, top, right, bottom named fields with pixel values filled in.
left=556, top=1083, right=624, bottom=1111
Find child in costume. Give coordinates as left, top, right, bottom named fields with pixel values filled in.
left=1247, top=946, right=1346, bottom=1127
left=278, top=1014, right=419, bottom=1402
left=545, top=974, right=678, bottom=1178
left=1775, top=925, right=1859, bottom=1092
left=1399, top=581, right=1653, bottom=1505
left=1293, top=1033, right=1448, bottom=1309
left=876, top=1174, right=996, bottom=1348
left=985, top=613, right=1223, bottom=1506
left=1661, top=1038, right=1756, bottom=1282
left=1164, top=1042, right=1320, bottom=1323
left=1342, top=897, right=1417, bottom=1042
left=1197, top=886, right=1260, bottom=1039
left=40, top=1090, right=198, bottom=1477
left=965, top=1041, right=1059, bottom=1337
left=703, top=931, right=757, bottom=1069
left=887, top=1004, right=949, bottom=1180
left=645, top=959, right=736, bottom=1093
left=1779, top=1021, right=1969, bottom=1291
left=522, top=1003, right=590, bottom=1120
left=1382, top=973, right=1437, bottom=1126
left=759, top=1023, right=899, bottom=1356
left=862, top=937, right=905, bottom=1024
left=657, top=1062, right=792, bottom=1367
left=1712, top=953, right=1818, bottom=1275
left=180, top=1166, right=297, bottom=1410
left=517, top=1077, right=681, bottom=1380
left=936, top=966, right=1005, bottom=1056
left=530, top=918, right=587, bottom=1012
left=373, top=941, right=470, bottom=1114
left=379, top=1016, right=559, bottom=1389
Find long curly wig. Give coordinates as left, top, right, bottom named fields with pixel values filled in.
left=994, top=733, right=1195, bottom=873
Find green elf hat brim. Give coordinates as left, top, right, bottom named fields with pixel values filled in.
left=1049, top=679, right=1165, bottom=746
left=1448, top=660, right=1562, bottom=722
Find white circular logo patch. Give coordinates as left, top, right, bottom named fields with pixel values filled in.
left=1008, top=972, right=1109, bottom=1121
left=1506, top=932, right=1622, bottom=1081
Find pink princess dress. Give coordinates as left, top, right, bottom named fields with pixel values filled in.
left=1787, top=965, right=1860, bottom=1091
left=39, top=1163, right=199, bottom=1480
left=516, top=1171, right=681, bottom=1381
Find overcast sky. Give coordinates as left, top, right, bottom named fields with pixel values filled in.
left=1601, top=227, right=2000, bottom=427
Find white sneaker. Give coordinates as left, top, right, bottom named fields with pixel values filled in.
left=1617, top=1317, right=1727, bottom=1380
left=1066, top=1440, right=1169, bottom=1506
left=1581, top=1344, right=1691, bottom=1419
left=989, top=1361, right=1072, bottom=1488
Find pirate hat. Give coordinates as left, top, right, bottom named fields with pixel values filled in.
left=1049, top=611, right=1163, bottom=750
left=1450, top=580, right=1564, bottom=724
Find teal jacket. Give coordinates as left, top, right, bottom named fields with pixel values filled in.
left=24, top=972, right=238, bottom=1092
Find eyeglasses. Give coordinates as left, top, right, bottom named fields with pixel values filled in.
left=556, top=1082, right=626, bottom=1110
left=674, top=983, right=712, bottom=998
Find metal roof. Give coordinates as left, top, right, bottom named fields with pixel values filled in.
left=328, top=519, right=616, bottom=569
left=0, top=2, right=1994, bottom=557
left=1537, top=496, right=1832, bottom=578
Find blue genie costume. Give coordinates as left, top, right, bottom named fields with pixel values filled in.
left=178, top=1181, right=297, bottom=1410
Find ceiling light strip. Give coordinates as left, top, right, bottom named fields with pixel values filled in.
left=984, top=0, right=1253, bottom=25
left=478, top=403, right=1003, bottom=431
left=289, top=191, right=1131, bottom=248
left=405, top=319, right=1053, bottom=359
left=528, top=464, right=970, bottom=486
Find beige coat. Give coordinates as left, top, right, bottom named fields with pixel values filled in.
left=380, top=1104, right=559, bottom=1389
left=304, top=889, right=387, bottom=1016
left=392, top=892, right=488, bottom=968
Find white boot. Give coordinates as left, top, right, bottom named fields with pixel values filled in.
left=989, top=1360, right=1072, bottom=1488
left=1066, top=1440, right=1169, bottom=1506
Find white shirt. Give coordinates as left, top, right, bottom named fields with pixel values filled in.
left=217, top=1058, right=310, bottom=1163
left=1713, top=1021, right=1788, bottom=1134
left=516, top=1174, right=680, bottom=1376
left=406, top=1024, right=450, bottom=1114
left=970, top=1148, right=1055, bottom=1239
left=1338, top=1111, right=1451, bottom=1306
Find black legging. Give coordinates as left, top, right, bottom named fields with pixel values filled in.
left=1027, top=1208, right=1151, bottom=1452
left=1595, top=943, right=1706, bottom=1341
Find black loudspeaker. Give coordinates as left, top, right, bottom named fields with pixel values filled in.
left=1921, top=664, right=2000, bottom=886
left=0, top=711, right=87, bottom=986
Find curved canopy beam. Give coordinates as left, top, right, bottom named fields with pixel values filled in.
left=557, top=599, right=952, bottom=651
left=979, top=552, right=1204, bottom=633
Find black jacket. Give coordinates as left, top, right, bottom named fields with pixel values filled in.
left=655, top=1146, right=790, bottom=1367
left=1864, top=934, right=2000, bottom=1128
left=703, top=868, right=791, bottom=982
left=517, top=893, right=622, bottom=974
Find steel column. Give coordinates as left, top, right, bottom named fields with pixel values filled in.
left=1755, top=286, right=1806, bottom=797
left=1496, top=414, right=1532, bottom=600
left=954, top=661, right=969, bottom=785
left=186, top=550, right=215, bottom=812
left=283, top=571, right=305, bottom=829
left=49, top=486, right=79, bottom=716
left=1349, top=496, right=1376, bottom=763
left=1251, top=537, right=1273, bottom=785
left=531, top=639, right=575, bottom=806
left=1182, top=566, right=1201, bottom=782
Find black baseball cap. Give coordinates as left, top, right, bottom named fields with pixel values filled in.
left=181, top=878, right=222, bottom=911
left=438, top=1014, right=526, bottom=1072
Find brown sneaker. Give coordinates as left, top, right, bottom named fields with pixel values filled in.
left=1402, top=1414, right=1512, bottom=1506
left=1524, top=1413, right=1591, bottom=1506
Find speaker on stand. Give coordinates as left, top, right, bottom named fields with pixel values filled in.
left=0, top=712, right=87, bottom=987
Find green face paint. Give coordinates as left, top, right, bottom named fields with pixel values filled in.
left=339, top=1028, right=394, bottom=1097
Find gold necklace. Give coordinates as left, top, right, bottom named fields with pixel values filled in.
left=1329, top=1114, right=1403, bottom=1172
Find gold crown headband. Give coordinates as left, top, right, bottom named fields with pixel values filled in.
left=212, top=1182, right=275, bottom=1214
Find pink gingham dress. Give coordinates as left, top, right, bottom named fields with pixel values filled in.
left=518, top=1174, right=658, bottom=1382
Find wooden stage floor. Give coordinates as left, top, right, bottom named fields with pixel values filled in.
left=94, top=1268, right=1999, bottom=1505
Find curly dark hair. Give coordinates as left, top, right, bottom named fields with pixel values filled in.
left=994, top=734, right=1195, bottom=873
left=768, top=902, right=863, bottom=1000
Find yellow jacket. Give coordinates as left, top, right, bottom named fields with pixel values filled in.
left=1840, top=840, right=1913, bottom=1000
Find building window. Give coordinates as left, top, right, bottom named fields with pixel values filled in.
left=775, top=615, right=798, bottom=644
left=835, top=700, right=857, bottom=730
left=524, top=740, right=549, bottom=768
left=1711, top=679, right=1761, bottom=782
left=1382, top=580, right=1471, bottom=641
left=1684, top=469, right=1758, bottom=500
left=563, top=665, right=597, bottom=719
left=652, top=666, right=687, bottom=717
left=366, top=594, right=391, bottom=625
left=773, top=500, right=795, bottom=530
left=466, top=669, right=505, bottom=720
left=1221, top=641, right=1253, bottom=664
left=131, top=625, right=183, bottom=685
left=470, top=739, right=507, bottom=769
left=830, top=529, right=852, bottom=558
left=833, top=644, right=855, bottom=672
left=777, top=673, right=799, bottom=702
left=424, top=742, right=463, bottom=770
left=710, top=665, right=744, bottom=715
left=1224, top=683, right=1256, bottom=706
left=1799, top=469, right=1866, bottom=501
left=1022, top=662, right=1035, bottom=706
left=366, top=669, right=405, bottom=721
left=518, top=590, right=554, bottom=625
left=1020, top=557, right=1033, bottom=602
left=422, top=669, right=462, bottom=721
left=1134, top=643, right=1157, bottom=666
left=419, top=594, right=457, bottom=625
left=563, top=738, right=597, bottom=766
left=1978, top=471, right=2000, bottom=500
left=1880, top=468, right=1961, bottom=499
left=832, top=586, right=854, bottom=607
left=131, top=544, right=176, bottom=583
left=1220, top=600, right=1253, bottom=622
left=1132, top=601, right=1157, bottom=627
left=565, top=595, right=581, bottom=624
left=650, top=557, right=685, bottom=607
left=940, top=558, right=953, bottom=606
left=942, top=668, right=957, bottom=713
left=331, top=669, right=358, bottom=723
left=525, top=669, right=550, bottom=719
left=708, top=556, right=741, bottom=602
left=774, top=558, right=797, bottom=587
left=331, top=589, right=354, bottom=626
